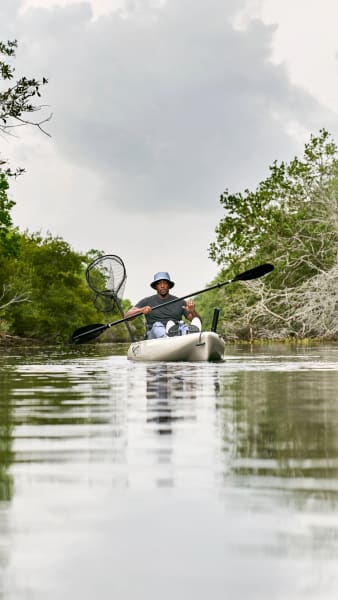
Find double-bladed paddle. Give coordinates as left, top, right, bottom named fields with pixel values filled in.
left=71, top=262, right=274, bottom=344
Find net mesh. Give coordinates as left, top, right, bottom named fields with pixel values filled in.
left=86, top=255, right=127, bottom=299
left=93, top=294, right=119, bottom=314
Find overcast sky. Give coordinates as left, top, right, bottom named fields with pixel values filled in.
left=2, top=0, right=338, bottom=303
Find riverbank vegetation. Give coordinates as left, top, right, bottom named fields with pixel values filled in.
left=0, top=232, right=141, bottom=343
left=197, top=129, right=338, bottom=340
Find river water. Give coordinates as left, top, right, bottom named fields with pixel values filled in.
left=1, top=342, right=338, bottom=599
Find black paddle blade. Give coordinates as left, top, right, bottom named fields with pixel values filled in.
left=233, top=263, right=274, bottom=282
left=71, top=323, right=107, bottom=344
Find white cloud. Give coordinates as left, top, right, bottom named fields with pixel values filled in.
left=239, top=0, right=338, bottom=115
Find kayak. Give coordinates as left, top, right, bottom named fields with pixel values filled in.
left=127, top=331, right=225, bottom=362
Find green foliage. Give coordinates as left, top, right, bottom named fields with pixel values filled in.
left=1, top=233, right=93, bottom=339
left=210, top=129, right=337, bottom=273
left=0, top=172, right=20, bottom=257
left=207, top=130, right=338, bottom=338
left=0, top=232, right=140, bottom=342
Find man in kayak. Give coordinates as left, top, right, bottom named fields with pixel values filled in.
left=124, top=271, right=202, bottom=339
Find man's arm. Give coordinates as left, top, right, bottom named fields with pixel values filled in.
left=125, top=305, right=152, bottom=318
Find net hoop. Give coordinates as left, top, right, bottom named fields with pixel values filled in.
left=86, top=254, right=127, bottom=299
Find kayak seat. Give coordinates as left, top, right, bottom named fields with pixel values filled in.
left=167, top=323, right=201, bottom=337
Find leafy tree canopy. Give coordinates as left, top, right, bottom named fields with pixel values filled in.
left=206, top=129, right=338, bottom=339
left=0, top=231, right=143, bottom=342
left=0, top=172, right=20, bottom=257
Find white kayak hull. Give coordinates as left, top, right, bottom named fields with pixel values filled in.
left=127, top=331, right=225, bottom=362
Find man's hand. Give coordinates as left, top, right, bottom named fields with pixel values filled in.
left=183, top=299, right=195, bottom=313
left=142, top=305, right=152, bottom=315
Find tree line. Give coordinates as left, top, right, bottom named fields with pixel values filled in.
left=197, top=128, right=338, bottom=340
left=2, top=39, right=338, bottom=342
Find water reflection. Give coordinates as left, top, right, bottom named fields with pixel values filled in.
left=216, top=365, right=338, bottom=493
left=1, top=345, right=338, bottom=599
left=0, top=352, right=129, bottom=494
left=145, top=364, right=197, bottom=434
left=0, top=371, right=14, bottom=501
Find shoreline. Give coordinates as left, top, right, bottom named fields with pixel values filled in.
left=1, top=334, right=337, bottom=348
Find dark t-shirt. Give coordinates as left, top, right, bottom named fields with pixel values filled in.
left=135, top=294, right=188, bottom=329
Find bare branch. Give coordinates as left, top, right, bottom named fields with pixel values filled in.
left=2, top=111, right=53, bottom=137
left=0, top=285, right=31, bottom=312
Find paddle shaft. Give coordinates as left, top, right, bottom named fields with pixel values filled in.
left=72, top=263, right=274, bottom=343
left=114, top=262, right=274, bottom=321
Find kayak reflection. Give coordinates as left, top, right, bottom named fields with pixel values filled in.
left=145, top=364, right=197, bottom=435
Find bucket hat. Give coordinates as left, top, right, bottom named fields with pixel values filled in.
left=150, top=271, right=175, bottom=289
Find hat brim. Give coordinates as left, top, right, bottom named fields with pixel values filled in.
left=151, top=279, right=174, bottom=289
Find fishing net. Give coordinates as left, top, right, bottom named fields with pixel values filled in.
left=86, top=255, right=127, bottom=313
left=86, top=254, right=127, bottom=298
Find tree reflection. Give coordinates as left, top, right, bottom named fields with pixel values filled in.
left=218, top=370, right=338, bottom=483
left=0, top=372, right=14, bottom=502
